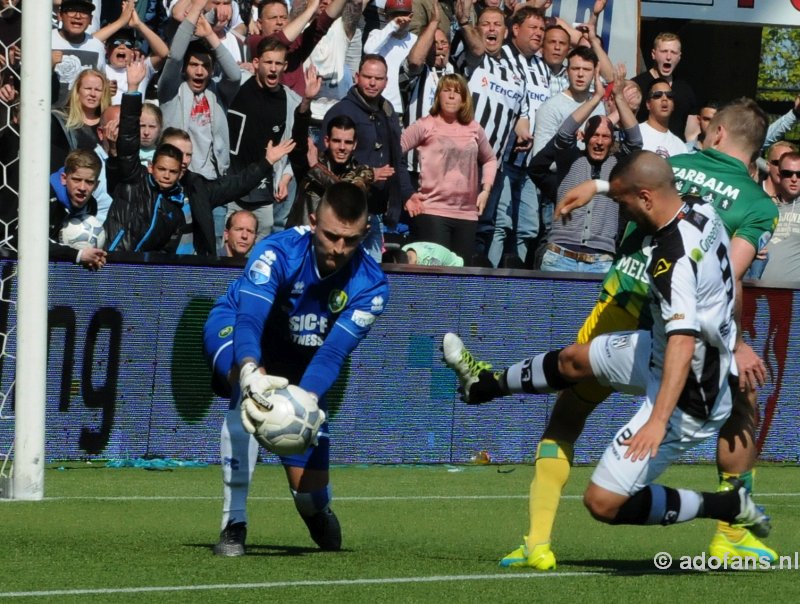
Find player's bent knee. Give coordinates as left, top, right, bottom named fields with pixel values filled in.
left=535, top=439, right=573, bottom=464
left=285, top=466, right=329, bottom=492
left=583, top=486, right=619, bottom=523
left=558, top=343, right=593, bottom=381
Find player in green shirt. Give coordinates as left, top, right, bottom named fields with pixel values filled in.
left=490, top=98, right=779, bottom=570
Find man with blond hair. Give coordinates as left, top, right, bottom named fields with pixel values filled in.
left=632, top=32, right=697, bottom=140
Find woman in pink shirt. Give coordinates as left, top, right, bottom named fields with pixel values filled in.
left=401, top=74, right=497, bottom=265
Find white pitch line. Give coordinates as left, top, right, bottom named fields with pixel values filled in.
left=0, top=571, right=623, bottom=599
left=13, top=492, right=800, bottom=503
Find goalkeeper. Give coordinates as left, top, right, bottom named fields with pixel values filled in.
left=497, top=98, right=778, bottom=569
left=202, top=181, right=389, bottom=557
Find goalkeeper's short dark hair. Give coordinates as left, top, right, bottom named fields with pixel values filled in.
left=320, top=181, right=368, bottom=222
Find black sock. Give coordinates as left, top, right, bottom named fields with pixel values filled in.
left=612, top=485, right=698, bottom=526
left=699, top=490, right=740, bottom=523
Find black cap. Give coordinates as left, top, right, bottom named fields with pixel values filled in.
left=107, top=28, right=137, bottom=47
left=60, top=0, right=96, bottom=14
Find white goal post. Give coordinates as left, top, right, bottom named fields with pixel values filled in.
left=0, top=0, right=51, bottom=500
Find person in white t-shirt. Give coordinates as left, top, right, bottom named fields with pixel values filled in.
left=638, top=78, right=687, bottom=159
left=94, top=2, right=169, bottom=103
left=363, top=0, right=417, bottom=115
left=52, top=0, right=107, bottom=107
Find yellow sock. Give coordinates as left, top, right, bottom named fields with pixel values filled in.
left=715, top=470, right=755, bottom=542
left=528, top=439, right=573, bottom=545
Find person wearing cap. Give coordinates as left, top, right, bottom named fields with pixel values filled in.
left=51, top=0, right=107, bottom=107
left=363, top=0, right=417, bottom=114
left=93, top=0, right=169, bottom=103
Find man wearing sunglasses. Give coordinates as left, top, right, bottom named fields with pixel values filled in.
left=762, top=141, right=798, bottom=200
left=760, top=152, right=800, bottom=282
left=638, top=78, right=687, bottom=159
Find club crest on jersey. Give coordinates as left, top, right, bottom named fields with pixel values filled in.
left=610, top=334, right=631, bottom=349
left=653, top=258, right=672, bottom=278
left=249, top=249, right=277, bottom=285
left=218, top=326, right=233, bottom=338
left=328, top=289, right=348, bottom=313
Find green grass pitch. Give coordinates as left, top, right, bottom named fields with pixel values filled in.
left=2, top=463, right=799, bottom=603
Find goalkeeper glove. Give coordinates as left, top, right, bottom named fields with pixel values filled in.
left=239, top=362, right=288, bottom=406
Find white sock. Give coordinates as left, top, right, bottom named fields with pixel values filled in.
left=676, top=489, right=703, bottom=522
left=220, top=406, right=258, bottom=529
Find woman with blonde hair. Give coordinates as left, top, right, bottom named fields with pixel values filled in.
left=401, top=73, right=497, bottom=265
left=51, top=69, right=112, bottom=172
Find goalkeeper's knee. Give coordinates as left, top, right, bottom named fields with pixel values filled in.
left=292, top=485, right=332, bottom=517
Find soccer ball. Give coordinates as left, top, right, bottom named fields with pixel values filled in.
left=59, top=215, right=106, bottom=250
left=243, top=385, right=326, bottom=456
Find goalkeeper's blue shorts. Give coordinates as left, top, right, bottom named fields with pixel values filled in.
left=281, top=428, right=330, bottom=471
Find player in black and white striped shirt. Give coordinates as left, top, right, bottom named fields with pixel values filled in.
left=444, top=151, right=770, bottom=564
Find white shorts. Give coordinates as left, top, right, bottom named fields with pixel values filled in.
left=588, top=330, right=650, bottom=396
left=588, top=330, right=732, bottom=496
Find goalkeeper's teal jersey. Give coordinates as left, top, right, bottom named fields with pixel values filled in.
left=598, top=148, right=778, bottom=323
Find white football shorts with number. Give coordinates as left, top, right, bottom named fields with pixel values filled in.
left=587, top=330, right=733, bottom=496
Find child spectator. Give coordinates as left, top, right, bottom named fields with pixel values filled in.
left=49, top=148, right=108, bottom=270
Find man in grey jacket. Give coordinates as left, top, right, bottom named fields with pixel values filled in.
left=158, top=0, right=241, bottom=181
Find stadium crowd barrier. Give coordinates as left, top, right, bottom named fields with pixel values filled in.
left=1, top=256, right=797, bottom=465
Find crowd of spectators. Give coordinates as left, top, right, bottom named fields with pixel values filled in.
left=0, top=0, right=799, bottom=277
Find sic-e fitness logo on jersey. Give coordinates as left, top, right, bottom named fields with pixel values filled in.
left=249, top=249, right=277, bottom=285
left=289, top=314, right=329, bottom=346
